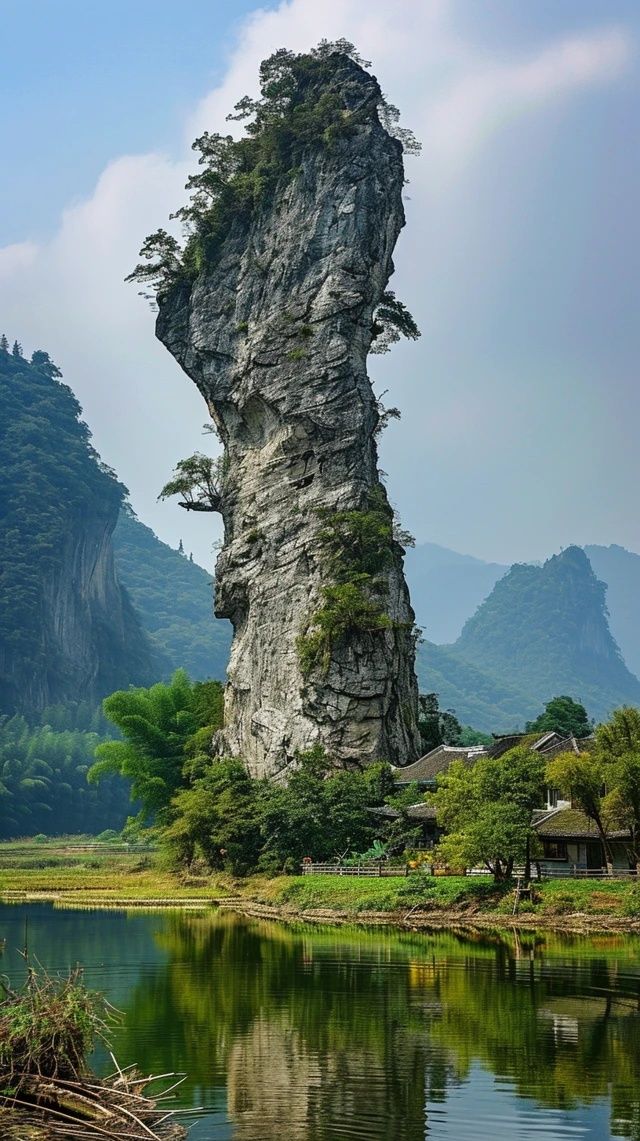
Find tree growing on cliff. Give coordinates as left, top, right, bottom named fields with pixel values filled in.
left=159, top=453, right=225, bottom=512
left=127, top=40, right=419, bottom=311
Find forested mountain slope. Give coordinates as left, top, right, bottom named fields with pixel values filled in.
left=585, top=544, right=640, bottom=678
left=415, top=641, right=537, bottom=733
left=0, top=703, right=131, bottom=838
left=113, top=509, right=231, bottom=682
left=406, top=541, right=640, bottom=681
left=452, top=546, right=640, bottom=725
left=0, top=341, right=159, bottom=715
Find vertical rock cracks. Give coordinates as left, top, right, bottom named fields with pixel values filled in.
left=154, top=50, right=421, bottom=775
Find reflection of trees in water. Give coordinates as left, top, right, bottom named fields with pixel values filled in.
left=112, top=913, right=640, bottom=1139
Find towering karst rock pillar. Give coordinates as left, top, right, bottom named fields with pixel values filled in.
left=150, top=46, right=421, bottom=776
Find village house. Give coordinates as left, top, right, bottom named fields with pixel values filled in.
left=390, top=731, right=633, bottom=872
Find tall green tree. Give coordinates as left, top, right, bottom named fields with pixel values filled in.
left=164, top=757, right=261, bottom=874
left=526, top=696, right=592, bottom=739
left=417, top=693, right=462, bottom=754
left=545, top=750, right=614, bottom=869
left=597, top=706, right=640, bottom=867
left=89, top=670, right=224, bottom=823
left=431, top=746, right=546, bottom=881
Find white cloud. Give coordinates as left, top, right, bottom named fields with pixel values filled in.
left=0, top=241, right=38, bottom=278
left=425, top=27, right=631, bottom=168
left=0, top=0, right=633, bottom=566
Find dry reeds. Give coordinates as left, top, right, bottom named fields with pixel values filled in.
left=0, top=968, right=188, bottom=1139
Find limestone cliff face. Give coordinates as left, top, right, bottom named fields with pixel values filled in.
left=157, top=56, right=421, bottom=775
left=0, top=504, right=158, bottom=717
left=0, top=346, right=160, bottom=717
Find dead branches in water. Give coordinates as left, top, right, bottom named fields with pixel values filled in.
left=0, top=968, right=188, bottom=1139
left=0, top=1066, right=188, bottom=1139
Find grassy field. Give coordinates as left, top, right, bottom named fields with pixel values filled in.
left=0, top=840, right=228, bottom=902
left=2, top=840, right=640, bottom=922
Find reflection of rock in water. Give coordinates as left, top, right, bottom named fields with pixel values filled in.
left=227, top=1020, right=318, bottom=1139
left=226, top=1011, right=429, bottom=1140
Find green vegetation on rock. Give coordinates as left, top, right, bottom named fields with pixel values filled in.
left=297, top=493, right=408, bottom=676
left=127, top=40, right=419, bottom=300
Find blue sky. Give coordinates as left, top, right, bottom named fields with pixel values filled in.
left=0, top=0, right=265, bottom=241
left=1, top=0, right=638, bottom=568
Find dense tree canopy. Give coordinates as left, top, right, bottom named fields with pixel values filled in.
left=526, top=695, right=592, bottom=739
left=162, top=748, right=394, bottom=876
left=597, top=706, right=640, bottom=866
left=0, top=703, right=130, bottom=839
left=430, top=746, right=546, bottom=880
left=89, top=670, right=224, bottom=824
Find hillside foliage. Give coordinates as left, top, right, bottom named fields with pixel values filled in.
left=0, top=703, right=130, bottom=839
left=0, top=340, right=156, bottom=715
left=113, top=507, right=231, bottom=682
left=451, top=547, right=640, bottom=727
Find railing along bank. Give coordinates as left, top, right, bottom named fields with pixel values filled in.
left=300, top=860, right=639, bottom=879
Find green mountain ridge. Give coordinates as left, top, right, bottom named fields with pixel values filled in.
left=0, top=342, right=160, bottom=716
left=450, top=546, right=640, bottom=727
left=113, top=508, right=231, bottom=683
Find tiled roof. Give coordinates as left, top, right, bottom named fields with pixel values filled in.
left=538, top=736, right=580, bottom=760
left=367, top=802, right=437, bottom=821
left=367, top=805, right=401, bottom=819
left=488, top=731, right=566, bottom=759
left=406, top=802, right=437, bottom=821
left=533, top=807, right=630, bottom=840
left=393, top=745, right=485, bottom=783
left=486, top=734, right=526, bottom=758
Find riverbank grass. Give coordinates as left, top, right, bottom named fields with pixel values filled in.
left=1, top=840, right=640, bottom=922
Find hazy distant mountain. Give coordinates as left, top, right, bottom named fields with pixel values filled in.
left=404, top=543, right=507, bottom=643
left=452, top=546, right=640, bottom=725
left=415, top=640, right=537, bottom=733
left=585, top=544, right=640, bottom=678
left=113, top=509, right=232, bottom=683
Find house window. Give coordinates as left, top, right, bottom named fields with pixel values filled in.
left=547, top=788, right=558, bottom=808
left=543, top=839, right=568, bottom=860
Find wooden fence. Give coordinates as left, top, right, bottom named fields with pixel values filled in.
left=301, top=861, right=638, bottom=880
left=301, top=862, right=409, bottom=877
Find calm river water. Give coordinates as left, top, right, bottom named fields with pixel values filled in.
left=1, top=903, right=640, bottom=1140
